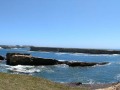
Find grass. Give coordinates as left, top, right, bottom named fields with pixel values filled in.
left=0, top=73, right=88, bottom=90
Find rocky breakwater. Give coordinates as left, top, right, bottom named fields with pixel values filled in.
left=6, top=53, right=109, bottom=66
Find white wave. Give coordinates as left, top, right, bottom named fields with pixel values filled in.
left=7, top=65, right=40, bottom=74
left=41, top=51, right=50, bottom=54
left=12, top=48, right=18, bottom=49
left=112, top=54, right=119, bottom=56
left=55, top=52, right=67, bottom=55
left=92, top=63, right=111, bottom=67
left=54, top=64, right=69, bottom=68
left=58, top=60, right=66, bottom=61
left=86, top=79, right=95, bottom=84
left=0, top=47, right=3, bottom=49
left=70, top=53, right=87, bottom=56
left=70, top=53, right=120, bottom=57
left=114, top=74, right=120, bottom=81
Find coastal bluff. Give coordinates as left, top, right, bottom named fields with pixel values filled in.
left=30, top=46, right=120, bottom=54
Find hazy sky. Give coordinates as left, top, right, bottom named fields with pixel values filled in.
left=0, top=0, right=120, bottom=49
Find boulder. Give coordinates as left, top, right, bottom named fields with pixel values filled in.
left=67, top=62, right=108, bottom=67
left=0, top=55, right=4, bottom=60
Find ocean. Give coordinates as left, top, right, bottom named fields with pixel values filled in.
left=0, top=48, right=120, bottom=84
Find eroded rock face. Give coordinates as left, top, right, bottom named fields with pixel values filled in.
left=0, top=55, right=4, bottom=60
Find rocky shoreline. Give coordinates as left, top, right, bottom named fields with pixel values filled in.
left=30, top=46, right=120, bottom=54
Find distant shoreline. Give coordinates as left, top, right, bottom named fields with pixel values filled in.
left=30, top=46, right=120, bottom=54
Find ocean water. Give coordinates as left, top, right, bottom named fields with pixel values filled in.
left=0, top=48, right=120, bottom=84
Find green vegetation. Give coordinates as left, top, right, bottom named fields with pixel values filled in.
left=0, top=73, right=87, bottom=90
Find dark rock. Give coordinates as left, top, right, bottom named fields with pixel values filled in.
left=7, top=54, right=59, bottom=66
left=6, top=53, right=109, bottom=67
left=97, top=62, right=108, bottom=65
left=31, top=57, right=59, bottom=65
left=67, top=62, right=108, bottom=67
left=67, top=82, right=82, bottom=86
left=9, top=55, right=32, bottom=65
left=0, top=55, right=4, bottom=60
left=73, top=82, right=82, bottom=85
left=6, top=53, right=30, bottom=65
left=57, top=61, right=69, bottom=64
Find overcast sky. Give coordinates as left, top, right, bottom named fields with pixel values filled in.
left=0, top=0, right=120, bottom=49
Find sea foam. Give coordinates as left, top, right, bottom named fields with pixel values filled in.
left=7, top=65, right=40, bottom=74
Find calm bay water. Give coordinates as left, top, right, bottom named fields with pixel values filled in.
left=0, top=48, right=120, bottom=84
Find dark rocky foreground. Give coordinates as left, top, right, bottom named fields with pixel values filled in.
left=30, top=46, right=120, bottom=54
left=6, top=53, right=108, bottom=66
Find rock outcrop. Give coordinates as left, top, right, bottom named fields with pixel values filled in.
left=6, top=53, right=109, bottom=66
left=66, top=62, right=108, bottom=67
left=0, top=55, right=4, bottom=60
left=6, top=53, right=59, bottom=65
left=6, top=53, right=30, bottom=65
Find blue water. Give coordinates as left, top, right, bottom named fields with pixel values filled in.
left=0, top=48, right=120, bottom=84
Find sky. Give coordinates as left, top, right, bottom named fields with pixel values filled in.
left=0, top=0, right=120, bottom=49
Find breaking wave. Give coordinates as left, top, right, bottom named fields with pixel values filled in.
left=6, top=65, right=55, bottom=74
left=92, top=63, right=111, bottom=67
left=55, top=52, right=68, bottom=55
left=115, top=74, right=120, bottom=81
left=70, top=53, right=120, bottom=57
left=7, top=65, right=40, bottom=74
